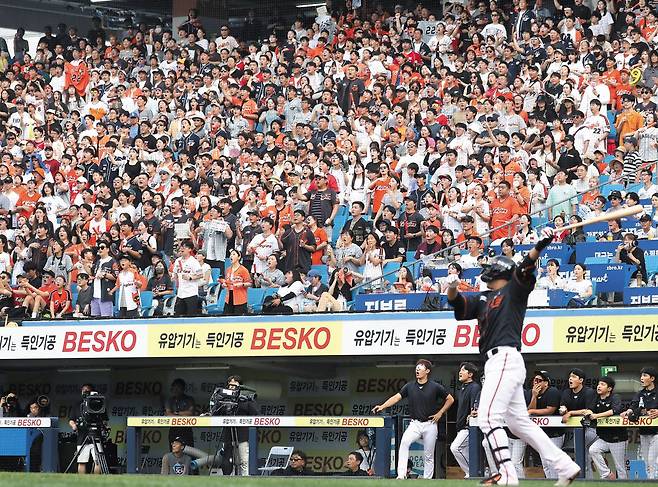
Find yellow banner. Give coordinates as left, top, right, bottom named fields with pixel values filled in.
left=552, top=315, right=658, bottom=352
left=147, top=322, right=343, bottom=357
left=596, top=416, right=658, bottom=427
left=126, top=416, right=385, bottom=428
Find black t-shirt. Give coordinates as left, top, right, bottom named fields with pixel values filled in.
left=400, top=380, right=449, bottom=421
left=589, top=393, right=626, bottom=443
left=456, top=381, right=481, bottom=431
left=560, top=386, right=597, bottom=413
left=450, top=268, right=534, bottom=355
left=398, top=211, right=425, bottom=251
left=342, top=468, right=368, bottom=476
left=342, top=217, right=372, bottom=247
left=382, top=239, right=406, bottom=262
left=630, top=387, right=658, bottom=436
left=534, top=386, right=562, bottom=437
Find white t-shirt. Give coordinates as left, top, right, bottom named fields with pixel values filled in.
left=564, top=278, right=592, bottom=297
left=173, top=255, right=202, bottom=298
left=248, top=233, right=279, bottom=274
left=278, top=280, right=306, bottom=313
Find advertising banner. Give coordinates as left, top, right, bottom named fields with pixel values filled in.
left=4, top=308, right=658, bottom=359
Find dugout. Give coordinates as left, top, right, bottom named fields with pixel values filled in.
left=0, top=307, right=655, bottom=476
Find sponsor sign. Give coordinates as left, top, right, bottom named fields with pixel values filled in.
left=0, top=417, right=52, bottom=427
left=126, top=416, right=385, bottom=428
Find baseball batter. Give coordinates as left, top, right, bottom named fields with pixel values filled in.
left=446, top=229, right=581, bottom=486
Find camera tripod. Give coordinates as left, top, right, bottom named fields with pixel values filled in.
left=65, top=426, right=110, bottom=475
left=208, top=398, right=243, bottom=476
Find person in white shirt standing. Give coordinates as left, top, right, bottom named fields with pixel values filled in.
left=172, top=240, right=203, bottom=316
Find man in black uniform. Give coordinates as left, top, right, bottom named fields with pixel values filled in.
left=447, top=228, right=581, bottom=486
left=620, top=366, right=658, bottom=479
left=559, top=368, right=597, bottom=478
left=372, top=359, right=454, bottom=479
left=585, top=377, right=627, bottom=480
left=528, top=370, right=562, bottom=479
left=450, top=362, right=481, bottom=479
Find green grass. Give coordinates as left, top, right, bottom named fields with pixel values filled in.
left=0, top=473, right=649, bottom=486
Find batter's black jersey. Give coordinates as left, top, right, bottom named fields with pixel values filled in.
left=534, top=386, right=561, bottom=438
left=560, top=386, right=597, bottom=413
left=589, top=393, right=626, bottom=443
left=456, top=381, right=481, bottom=431
left=630, top=387, right=658, bottom=436
left=400, top=380, right=450, bottom=421
left=449, top=269, right=535, bottom=355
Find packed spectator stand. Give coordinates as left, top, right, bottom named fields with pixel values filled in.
left=1, top=0, right=658, bottom=320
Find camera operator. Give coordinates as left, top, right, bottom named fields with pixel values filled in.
left=620, top=366, right=658, bottom=479
left=216, top=375, right=258, bottom=476
left=0, top=391, right=21, bottom=417
left=165, top=378, right=196, bottom=447
left=68, top=383, right=108, bottom=474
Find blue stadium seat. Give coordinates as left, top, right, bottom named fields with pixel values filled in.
left=382, top=262, right=401, bottom=284
left=601, top=184, right=624, bottom=198
left=247, top=288, right=266, bottom=314
left=645, top=255, right=658, bottom=275
left=626, top=183, right=643, bottom=194
left=210, top=268, right=222, bottom=284
left=332, top=214, right=348, bottom=245
left=584, top=256, right=610, bottom=265
left=598, top=174, right=609, bottom=186
left=205, top=289, right=227, bottom=315
left=140, top=291, right=154, bottom=317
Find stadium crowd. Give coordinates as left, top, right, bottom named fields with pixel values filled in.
left=0, top=0, right=657, bottom=318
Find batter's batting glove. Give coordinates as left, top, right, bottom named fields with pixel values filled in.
left=445, top=273, right=460, bottom=289
left=535, top=227, right=555, bottom=252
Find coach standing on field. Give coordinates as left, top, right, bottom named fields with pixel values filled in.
left=372, top=359, right=454, bottom=479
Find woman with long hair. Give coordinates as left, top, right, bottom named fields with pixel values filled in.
left=358, top=233, right=384, bottom=292
left=393, top=266, right=415, bottom=293
left=512, top=214, right=539, bottom=245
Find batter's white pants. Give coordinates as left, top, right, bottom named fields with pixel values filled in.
left=589, top=438, right=627, bottom=479
left=478, top=347, right=577, bottom=484
left=450, top=428, right=470, bottom=477
left=640, top=433, right=658, bottom=479
left=397, top=419, right=437, bottom=479
left=542, top=435, right=565, bottom=479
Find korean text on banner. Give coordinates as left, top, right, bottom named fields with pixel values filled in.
left=552, top=315, right=658, bottom=352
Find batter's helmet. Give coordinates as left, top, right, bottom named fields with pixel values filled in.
left=480, top=256, right=516, bottom=282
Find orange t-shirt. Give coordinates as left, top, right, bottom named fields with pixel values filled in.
left=50, top=288, right=72, bottom=314
left=311, top=227, right=328, bottom=265
left=370, top=177, right=391, bottom=214
left=16, top=190, right=40, bottom=219
left=241, top=99, right=258, bottom=130
left=494, top=161, right=523, bottom=185
left=490, top=196, right=520, bottom=241
left=514, top=186, right=531, bottom=213
left=260, top=204, right=294, bottom=231
left=224, top=265, right=251, bottom=305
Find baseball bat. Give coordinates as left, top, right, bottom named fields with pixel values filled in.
left=558, top=205, right=644, bottom=233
